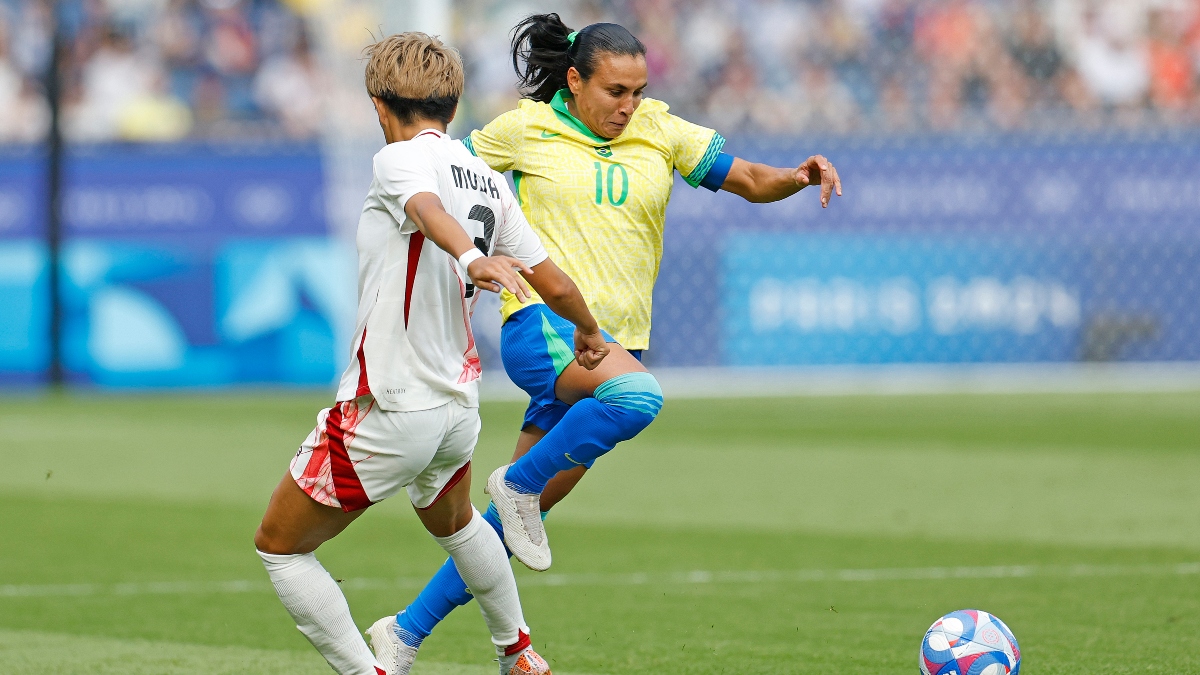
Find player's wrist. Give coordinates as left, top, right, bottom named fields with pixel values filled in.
left=458, top=248, right=485, bottom=274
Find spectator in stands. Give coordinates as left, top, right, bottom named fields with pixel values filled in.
left=116, top=69, right=193, bottom=141
left=254, top=29, right=324, bottom=138
left=5, top=0, right=1200, bottom=144
left=1146, top=7, right=1194, bottom=117
left=153, top=0, right=204, bottom=109
left=0, top=13, right=46, bottom=142
left=1008, top=1, right=1066, bottom=111
left=1072, top=3, right=1150, bottom=113
left=914, top=0, right=974, bottom=128
left=704, top=28, right=762, bottom=132
left=65, top=26, right=163, bottom=140
left=0, top=61, right=48, bottom=142
left=201, top=0, right=258, bottom=120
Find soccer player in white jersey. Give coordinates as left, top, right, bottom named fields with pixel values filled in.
left=252, top=33, right=608, bottom=675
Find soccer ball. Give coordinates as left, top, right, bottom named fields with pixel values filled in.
left=920, top=609, right=1021, bottom=675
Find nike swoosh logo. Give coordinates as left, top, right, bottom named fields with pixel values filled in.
left=540, top=130, right=561, bottom=138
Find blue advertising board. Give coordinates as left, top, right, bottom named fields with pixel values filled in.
left=651, top=133, right=1200, bottom=367
left=4, top=134, right=1200, bottom=385
left=721, top=234, right=1084, bottom=365
left=0, top=144, right=353, bottom=386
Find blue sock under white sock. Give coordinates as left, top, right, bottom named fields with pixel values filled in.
left=392, top=373, right=664, bottom=647
left=504, top=372, right=662, bottom=494
left=396, top=503, right=541, bottom=647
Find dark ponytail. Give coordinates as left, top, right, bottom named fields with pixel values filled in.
left=511, top=13, right=647, bottom=104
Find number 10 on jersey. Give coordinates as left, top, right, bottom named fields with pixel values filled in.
left=594, top=162, right=629, bottom=206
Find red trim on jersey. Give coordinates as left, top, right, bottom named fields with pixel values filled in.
left=325, top=403, right=372, bottom=512
left=417, top=461, right=471, bottom=511
left=404, top=231, right=425, bottom=328
left=354, top=327, right=370, bottom=397
left=449, top=265, right=482, bottom=384
left=504, top=631, right=531, bottom=656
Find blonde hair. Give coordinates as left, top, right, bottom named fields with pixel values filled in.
left=365, top=33, right=463, bottom=122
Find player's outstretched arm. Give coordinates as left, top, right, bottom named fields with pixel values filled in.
left=720, top=155, right=843, bottom=207
left=404, top=192, right=533, bottom=301
left=520, top=258, right=609, bottom=370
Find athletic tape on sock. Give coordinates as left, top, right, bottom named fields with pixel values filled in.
left=593, top=372, right=663, bottom=416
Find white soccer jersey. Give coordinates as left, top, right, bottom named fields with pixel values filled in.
left=335, top=128, right=548, bottom=412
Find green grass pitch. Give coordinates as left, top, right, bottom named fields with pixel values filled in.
left=2, top=391, right=1199, bottom=674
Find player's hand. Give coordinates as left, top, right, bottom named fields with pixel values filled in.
left=467, top=255, right=533, bottom=301
left=793, top=155, right=842, bottom=208
left=573, top=328, right=609, bottom=370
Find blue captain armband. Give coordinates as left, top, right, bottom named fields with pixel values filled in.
left=698, top=152, right=735, bottom=192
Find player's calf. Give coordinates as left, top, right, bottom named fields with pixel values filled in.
left=259, top=550, right=384, bottom=675
left=497, top=372, right=662, bottom=570
left=506, top=371, right=663, bottom=494
left=423, top=499, right=545, bottom=668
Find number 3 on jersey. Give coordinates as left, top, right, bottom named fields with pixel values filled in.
left=593, top=162, right=629, bottom=206
left=463, top=204, right=495, bottom=299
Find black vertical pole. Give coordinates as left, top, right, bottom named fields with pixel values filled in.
left=45, top=10, right=64, bottom=386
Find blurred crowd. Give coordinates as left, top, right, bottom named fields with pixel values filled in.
left=4, top=0, right=1200, bottom=143
left=461, top=0, right=1200, bottom=135
left=0, top=0, right=322, bottom=143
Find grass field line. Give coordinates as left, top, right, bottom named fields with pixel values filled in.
left=6, top=561, right=1199, bottom=599
left=0, top=628, right=542, bottom=675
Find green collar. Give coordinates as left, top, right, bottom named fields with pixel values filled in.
left=549, top=89, right=610, bottom=144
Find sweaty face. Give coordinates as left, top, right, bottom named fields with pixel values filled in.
left=568, top=53, right=647, bottom=139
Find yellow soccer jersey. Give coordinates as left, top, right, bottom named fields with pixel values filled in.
left=463, top=90, right=724, bottom=350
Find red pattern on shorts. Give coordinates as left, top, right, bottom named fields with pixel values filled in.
left=294, top=398, right=375, bottom=511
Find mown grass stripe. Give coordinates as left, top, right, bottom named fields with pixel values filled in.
left=6, top=562, right=1198, bottom=599
left=0, top=628, right=539, bottom=675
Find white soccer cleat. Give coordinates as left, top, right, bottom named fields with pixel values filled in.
left=485, top=464, right=551, bottom=571
left=366, top=615, right=418, bottom=675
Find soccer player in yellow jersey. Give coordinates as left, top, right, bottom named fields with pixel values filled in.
left=384, top=15, right=841, bottom=669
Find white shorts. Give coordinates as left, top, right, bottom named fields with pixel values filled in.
left=289, top=396, right=479, bottom=512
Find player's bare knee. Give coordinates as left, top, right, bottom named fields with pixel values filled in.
left=254, top=526, right=281, bottom=554
left=416, top=491, right=474, bottom=538
left=254, top=520, right=299, bottom=555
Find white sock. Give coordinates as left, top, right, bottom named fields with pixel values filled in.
left=433, top=508, right=528, bottom=647
left=258, top=550, right=382, bottom=675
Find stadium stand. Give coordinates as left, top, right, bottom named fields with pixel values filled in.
left=0, top=0, right=322, bottom=141
left=455, top=0, right=1200, bottom=133
left=2, top=0, right=1199, bottom=141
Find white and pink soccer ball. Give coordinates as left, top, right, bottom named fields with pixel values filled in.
left=920, top=609, right=1021, bottom=675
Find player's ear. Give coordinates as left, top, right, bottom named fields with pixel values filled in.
left=566, top=66, right=583, bottom=96
left=370, top=96, right=390, bottom=127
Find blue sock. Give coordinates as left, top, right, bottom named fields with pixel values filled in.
left=395, top=503, right=543, bottom=647
left=482, top=501, right=505, bottom=540
left=394, top=556, right=473, bottom=647
left=504, top=372, right=663, bottom=494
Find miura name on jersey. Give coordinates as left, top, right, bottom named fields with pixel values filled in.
left=450, top=164, right=501, bottom=199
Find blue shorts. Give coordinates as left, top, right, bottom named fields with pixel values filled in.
left=500, top=304, right=639, bottom=436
